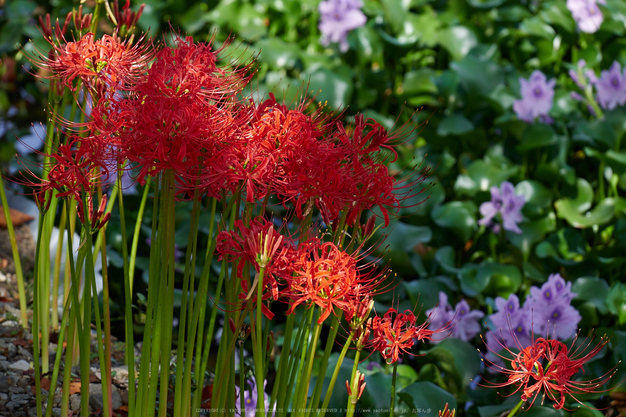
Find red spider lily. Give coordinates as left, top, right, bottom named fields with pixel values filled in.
left=368, top=305, right=453, bottom=364
left=285, top=241, right=388, bottom=324
left=480, top=331, right=618, bottom=410
left=29, top=31, right=153, bottom=91
left=368, top=308, right=418, bottom=364
left=216, top=217, right=290, bottom=301
left=77, top=193, right=111, bottom=232
left=14, top=137, right=110, bottom=214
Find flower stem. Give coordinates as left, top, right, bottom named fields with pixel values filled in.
left=506, top=400, right=524, bottom=417
left=390, top=361, right=398, bottom=417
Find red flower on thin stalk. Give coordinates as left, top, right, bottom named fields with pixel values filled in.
left=479, top=329, right=619, bottom=410
left=284, top=241, right=389, bottom=324
left=367, top=306, right=452, bottom=364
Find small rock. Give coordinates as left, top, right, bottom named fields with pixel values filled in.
left=17, top=346, right=33, bottom=360
left=9, top=359, right=30, bottom=371
left=88, top=383, right=123, bottom=411
left=28, top=408, right=39, bottom=417
left=0, top=360, right=8, bottom=371
left=9, top=385, right=24, bottom=394
left=11, top=393, right=31, bottom=403
left=18, top=376, right=31, bottom=387
left=52, top=408, right=62, bottom=417
left=0, top=375, right=9, bottom=391
left=69, top=394, right=81, bottom=412
left=5, top=400, right=20, bottom=411
left=48, top=343, right=58, bottom=355
left=0, top=392, right=8, bottom=403
left=111, top=365, right=129, bottom=385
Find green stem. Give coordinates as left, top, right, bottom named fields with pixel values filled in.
left=390, top=361, right=398, bottom=417
left=0, top=174, right=28, bottom=328
left=506, top=400, right=524, bottom=417
left=318, top=331, right=355, bottom=417
left=254, top=267, right=267, bottom=417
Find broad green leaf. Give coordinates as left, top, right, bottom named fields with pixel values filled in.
left=480, top=263, right=523, bottom=297
left=555, top=198, right=615, bottom=228
left=516, top=180, right=552, bottom=212
left=384, top=221, right=433, bottom=252
left=606, top=283, right=626, bottom=324
left=438, top=26, right=478, bottom=61
left=454, top=160, right=518, bottom=197
left=403, top=68, right=438, bottom=95
left=519, top=17, right=556, bottom=39
left=572, top=277, right=610, bottom=314
left=434, top=246, right=460, bottom=274
left=398, top=381, right=457, bottom=416
left=302, top=65, right=354, bottom=109
left=540, top=3, right=576, bottom=32
left=451, top=55, right=503, bottom=97
left=517, top=124, right=559, bottom=152
left=437, top=114, right=474, bottom=136
left=508, top=213, right=557, bottom=256
left=432, top=201, right=477, bottom=241
left=257, top=38, right=301, bottom=69
left=403, top=277, right=456, bottom=310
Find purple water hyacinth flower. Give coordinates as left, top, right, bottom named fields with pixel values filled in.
left=426, top=292, right=484, bottom=343
left=478, top=181, right=526, bottom=234
left=594, top=61, right=626, bottom=110
left=566, top=0, right=605, bottom=33
left=235, top=379, right=275, bottom=417
left=318, top=0, right=366, bottom=52
left=526, top=273, right=580, bottom=339
left=485, top=294, right=533, bottom=362
left=513, top=70, right=556, bottom=124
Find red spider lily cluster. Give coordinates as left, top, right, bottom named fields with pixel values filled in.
left=216, top=216, right=391, bottom=323
left=480, top=331, right=619, bottom=410
left=23, top=14, right=429, bottom=230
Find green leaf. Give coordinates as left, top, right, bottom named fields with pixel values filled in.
left=438, top=26, right=478, bottom=61
left=432, top=202, right=477, bottom=241
left=572, top=277, right=609, bottom=314
left=451, top=55, right=503, bottom=97
left=436, top=114, right=474, bottom=136
left=454, top=160, right=518, bottom=197
left=384, top=222, right=433, bottom=252
left=555, top=197, right=616, bottom=229
left=540, top=2, right=576, bottom=32
left=516, top=180, right=552, bottom=212
left=403, top=69, right=438, bottom=95
left=434, top=246, right=460, bottom=274
left=398, top=381, right=457, bottom=416
left=403, top=277, right=456, bottom=311
left=606, top=283, right=626, bottom=324
left=517, top=124, right=559, bottom=152
left=424, top=338, right=481, bottom=391
left=479, top=263, right=523, bottom=297
left=257, top=38, right=301, bottom=69
left=508, top=213, right=557, bottom=256
left=519, top=17, right=556, bottom=39
left=302, top=65, right=354, bottom=109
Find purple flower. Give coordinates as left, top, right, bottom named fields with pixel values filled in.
left=525, top=273, right=580, bottom=339
left=594, top=61, right=626, bottom=110
left=567, top=0, right=605, bottom=33
left=513, top=70, right=555, bottom=124
left=426, top=292, right=484, bottom=343
left=478, top=181, right=526, bottom=234
left=485, top=294, right=533, bottom=361
left=318, top=0, right=366, bottom=52
left=235, top=379, right=275, bottom=417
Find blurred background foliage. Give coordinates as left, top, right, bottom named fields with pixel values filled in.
left=1, top=0, right=626, bottom=415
